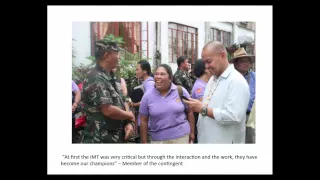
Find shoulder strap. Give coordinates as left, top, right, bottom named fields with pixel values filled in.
left=134, top=84, right=145, bottom=93
left=177, top=85, right=187, bottom=113
left=177, top=85, right=183, bottom=98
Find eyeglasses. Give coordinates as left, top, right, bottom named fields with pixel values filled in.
left=238, top=60, right=251, bottom=64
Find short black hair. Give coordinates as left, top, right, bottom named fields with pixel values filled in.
left=177, top=56, right=188, bottom=67
left=194, top=59, right=206, bottom=78
left=156, top=64, right=173, bottom=79
left=137, top=60, right=151, bottom=75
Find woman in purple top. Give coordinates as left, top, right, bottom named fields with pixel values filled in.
left=191, top=59, right=212, bottom=101
left=72, top=80, right=81, bottom=143
left=191, top=59, right=212, bottom=143
left=139, top=64, right=195, bottom=144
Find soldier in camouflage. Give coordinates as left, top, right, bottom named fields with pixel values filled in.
left=80, top=40, right=135, bottom=143
left=173, top=56, right=194, bottom=95
left=190, top=62, right=197, bottom=85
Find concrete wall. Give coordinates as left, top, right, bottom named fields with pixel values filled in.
left=237, top=26, right=255, bottom=44
left=72, top=22, right=91, bottom=66
left=146, top=22, right=156, bottom=68
left=210, top=22, right=233, bottom=32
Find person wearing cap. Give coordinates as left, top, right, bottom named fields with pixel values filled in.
left=80, top=40, right=135, bottom=143
left=173, top=56, right=194, bottom=95
left=230, top=48, right=256, bottom=123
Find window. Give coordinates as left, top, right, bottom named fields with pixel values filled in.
left=90, top=22, right=149, bottom=59
left=209, top=28, right=231, bottom=47
left=168, top=22, right=198, bottom=64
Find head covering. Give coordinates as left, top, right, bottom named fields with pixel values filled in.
left=230, top=47, right=255, bottom=63
left=95, top=40, right=122, bottom=52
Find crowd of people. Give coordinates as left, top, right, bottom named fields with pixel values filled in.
left=72, top=40, right=256, bottom=144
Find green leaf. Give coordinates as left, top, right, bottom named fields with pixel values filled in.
left=87, top=56, right=96, bottom=61
left=109, top=34, right=115, bottom=40
left=115, top=37, right=123, bottom=43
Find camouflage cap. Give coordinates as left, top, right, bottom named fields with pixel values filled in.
left=95, top=40, right=122, bottom=52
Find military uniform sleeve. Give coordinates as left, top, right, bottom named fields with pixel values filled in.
left=84, top=76, right=113, bottom=106
left=184, top=77, right=193, bottom=94
left=173, top=73, right=184, bottom=86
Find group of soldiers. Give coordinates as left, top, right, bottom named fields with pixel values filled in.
left=72, top=39, right=255, bottom=144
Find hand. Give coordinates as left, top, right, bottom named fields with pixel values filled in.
left=135, top=124, right=138, bottom=135
left=72, top=105, right=76, bottom=113
left=189, top=132, right=195, bottom=144
left=183, top=98, right=204, bottom=113
left=128, top=102, right=134, bottom=107
left=128, top=112, right=135, bottom=122
left=124, top=123, right=134, bottom=141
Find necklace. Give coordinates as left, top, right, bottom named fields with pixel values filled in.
left=203, top=77, right=220, bottom=106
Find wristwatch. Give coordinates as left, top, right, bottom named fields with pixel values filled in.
left=200, top=105, right=208, bottom=116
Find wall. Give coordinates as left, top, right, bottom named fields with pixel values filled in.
left=146, top=22, right=156, bottom=68
left=72, top=22, right=91, bottom=66
left=237, top=26, right=255, bottom=44
left=209, top=22, right=233, bottom=32
left=160, top=21, right=169, bottom=66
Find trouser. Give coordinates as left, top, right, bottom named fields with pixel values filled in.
left=81, top=120, right=125, bottom=143
left=193, top=112, right=199, bottom=143
left=137, top=126, right=151, bottom=143
left=151, top=134, right=189, bottom=144
left=82, top=129, right=125, bottom=143
left=72, top=117, right=77, bottom=143
left=245, top=127, right=255, bottom=143
left=245, top=113, right=255, bottom=143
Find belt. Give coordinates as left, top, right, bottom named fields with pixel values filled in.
left=246, top=111, right=251, bottom=115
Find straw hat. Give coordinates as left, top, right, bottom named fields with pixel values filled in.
left=230, top=47, right=255, bottom=63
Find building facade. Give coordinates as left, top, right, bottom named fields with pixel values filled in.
left=72, top=21, right=255, bottom=73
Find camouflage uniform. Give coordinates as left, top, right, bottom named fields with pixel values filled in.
left=173, top=69, right=193, bottom=95
left=80, top=64, right=133, bottom=143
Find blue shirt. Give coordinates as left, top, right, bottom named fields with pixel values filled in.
left=244, top=71, right=256, bottom=113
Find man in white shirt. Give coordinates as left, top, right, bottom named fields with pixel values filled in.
left=183, top=41, right=250, bottom=144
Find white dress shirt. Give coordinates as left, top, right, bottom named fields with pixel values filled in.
left=197, top=64, right=250, bottom=144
